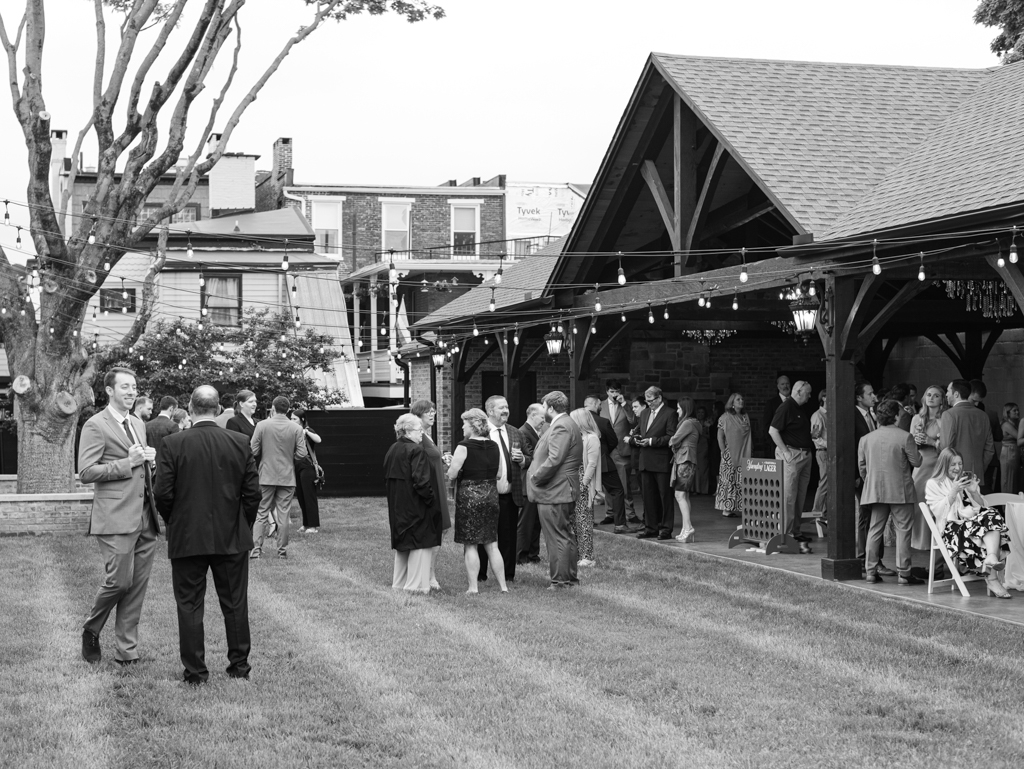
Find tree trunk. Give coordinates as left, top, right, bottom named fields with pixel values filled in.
left=11, top=344, right=94, bottom=494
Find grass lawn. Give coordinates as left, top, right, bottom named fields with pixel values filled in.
left=2, top=498, right=1024, bottom=768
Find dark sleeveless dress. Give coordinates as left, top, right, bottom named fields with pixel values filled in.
left=453, top=439, right=499, bottom=545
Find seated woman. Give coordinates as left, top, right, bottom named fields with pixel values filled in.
left=925, top=448, right=1012, bottom=599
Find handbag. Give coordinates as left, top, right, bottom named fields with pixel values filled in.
left=313, top=461, right=325, bottom=490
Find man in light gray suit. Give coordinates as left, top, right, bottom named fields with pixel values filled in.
left=527, top=391, right=584, bottom=589
left=250, top=395, right=308, bottom=559
left=78, top=367, right=159, bottom=665
left=941, top=379, right=995, bottom=480
left=858, top=399, right=922, bottom=585
left=599, top=379, right=638, bottom=521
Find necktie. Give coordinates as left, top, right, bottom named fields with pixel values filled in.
left=123, top=417, right=154, bottom=497
left=122, top=418, right=135, bottom=445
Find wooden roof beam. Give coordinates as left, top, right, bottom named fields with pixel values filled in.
left=856, top=279, right=933, bottom=348
left=683, top=143, right=728, bottom=267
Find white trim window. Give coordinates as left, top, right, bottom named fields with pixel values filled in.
left=381, top=200, right=412, bottom=256
left=450, top=200, right=482, bottom=259
left=310, top=197, right=344, bottom=256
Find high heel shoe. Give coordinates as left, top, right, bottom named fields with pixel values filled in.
left=983, top=558, right=1006, bottom=572
left=986, top=575, right=1012, bottom=599
left=675, top=528, right=695, bottom=543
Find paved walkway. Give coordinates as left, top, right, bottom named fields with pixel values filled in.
left=595, top=490, right=1024, bottom=628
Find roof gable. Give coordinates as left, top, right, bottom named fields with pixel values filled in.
left=652, top=54, right=989, bottom=237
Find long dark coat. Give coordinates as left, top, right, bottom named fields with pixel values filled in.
left=384, top=437, right=442, bottom=552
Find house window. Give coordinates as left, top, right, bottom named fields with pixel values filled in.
left=99, top=288, right=136, bottom=313
left=141, top=202, right=200, bottom=224
left=310, top=197, right=344, bottom=256
left=201, top=274, right=242, bottom=327
left=381, top=200, right=412, bottom=255
left=450, top=201, right=481, bottom=259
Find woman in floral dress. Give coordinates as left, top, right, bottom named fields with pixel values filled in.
left=715, top=393, right=751, bottom=518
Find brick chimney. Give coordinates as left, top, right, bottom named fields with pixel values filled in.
left=272, top=137, right=293, bottom=187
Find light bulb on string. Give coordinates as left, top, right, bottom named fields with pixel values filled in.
left=1010, top=227, right=1019, bottom=264
left=705, top=294, right=712, bottom=309
left=918, top=252, right=926, bottom=281
left=572, top=323, right=578, bottom=335
left=647, top=303, right=654, bottom=324
left=590, top=316, right=597, bottom=334
left=739, top=248, right=748, bottom=283
left=617, top=252, right=626, bottom=285
left=663, top=305, right=669, bottom=321
left=198, top=271, right=205, bottom=288
left=15, top=226, right=22, bottom=247
left=281, top=239, right=289, bottom=271
left=556, top=319, right=563, bottom=334
left=295, top=311, right=301, bottom=329
left=997, top=247, right=1006, bottom=269
left=494, top=256, right=504, bottom=285
left=472, top=321, right=479, bottom=336
left=88, top=218, right=97, bottom=245
left=871, top=240, right=881, bottom=275
left=120, top=277, right=128, bottom=300
left=2, top=200, right=8, bottom=225
left=186, top=232, right=194, bottom=259
left=388, top=250, right=398, bottom=283
left=732, top=294, right=739, bottom=311
left=621, top=312, right=627, bottom=323
left=513, top=324, right=519, bottom=345
left=594, top=284, right=601, bottom=313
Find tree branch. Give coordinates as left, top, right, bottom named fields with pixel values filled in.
left=118, top=225, right=167, bottom=350
left=122, top=0, right=189, bottom=127
left=0, top=9, right=27, bottom=104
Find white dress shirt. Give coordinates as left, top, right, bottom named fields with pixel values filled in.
left=489, top=422, right=511, bottom=495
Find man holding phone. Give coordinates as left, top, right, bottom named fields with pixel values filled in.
left=78, top=367, right=160, bottom=666
left=629, top=386, right=678, bottom=540
left=600, top=379, right=638, bottom=526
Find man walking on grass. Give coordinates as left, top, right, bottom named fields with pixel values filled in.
left=250, top=395, right=308, bottom=560
left=78, top=367, right=159, bottom=666
left=156, top=386, right=261, bottom=684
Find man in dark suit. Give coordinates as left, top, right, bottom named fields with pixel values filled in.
left=155, top=385, right=261, bottom=685
left=853, top=381, right=878, bottom=563
left=628, top=386, right=678, bottom=540
left=516, top=403, right=545, bottom=565
left=527, top=391, right=584, bottom=588
left=78, top=367, right=159, bottom=665
left=599, top=379, right=638, bottom=520
left=480, top=395, right=527, bottom=583
left=146, top=395, right=179, bottom=464
left=586, top=395, right=629, bottom=532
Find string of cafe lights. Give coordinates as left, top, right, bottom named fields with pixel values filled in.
left=2, top=197, right=1022, bottom=346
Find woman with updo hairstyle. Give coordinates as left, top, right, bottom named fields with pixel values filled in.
left=446, top=407, right=506, bottom=594
left=226, top=389, right=258, bottom=439
left=384, top=413, right=442, bottom=594
left=410, top=399, right=451, bottom=589
left=171, top=408, right=191, bottom=430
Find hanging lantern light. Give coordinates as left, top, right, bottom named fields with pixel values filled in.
left=789, top=289, right=820, bottom=343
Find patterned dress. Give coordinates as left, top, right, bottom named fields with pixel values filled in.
left=574, top=465, right=594, bottom=560
left=715, top=412, right=751, bottom=515
left=453, top=439, right=500, bottom=545
left=942, top=509, right=1010, bottom=574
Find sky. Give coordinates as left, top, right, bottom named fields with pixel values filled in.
left=0, top=0, right=1002, bottom=255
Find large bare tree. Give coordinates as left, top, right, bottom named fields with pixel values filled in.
left=0, top=0, right=443, bottom=492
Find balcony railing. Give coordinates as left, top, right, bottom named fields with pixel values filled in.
left=355, top=349, right=402, bottom=384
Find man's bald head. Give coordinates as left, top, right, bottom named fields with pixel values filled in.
left=190, top=385, right=220, bottom=417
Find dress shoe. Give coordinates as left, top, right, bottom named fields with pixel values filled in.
left=898, top=574, right=923, bottom=586
left=865, top=574, right=882, bottom=584
left=81, top=630, right=101, bottom=664
left=226, top=669, right=250, bottom=680
left=614, top=525, right=637, bottom=534
left=876, top=565, right=897, bottom=577
left=626, top=516, right=644, bottom=526
left=636, top=531, right=658, bottom=539
left=657, top=532, right=672, bottom=540
left=114, top=658, right=138, bottom=667
left=597, top=516, right=615, bottom=526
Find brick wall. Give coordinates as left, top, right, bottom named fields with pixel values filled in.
left=0, top=494, right=94, bottom=536
left=0, top=476, right=89, bottom=494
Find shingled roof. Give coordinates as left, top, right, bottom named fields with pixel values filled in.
left=652, top=54, right=992, bottom=238
left=414, top=237, right=563, bottom=328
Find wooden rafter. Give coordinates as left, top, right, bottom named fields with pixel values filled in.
left=701, top=196, right=774, bottom=241
left=589, top=320, right=638, bottom=375
left=838, top=274, right=881, bottom=359
left=683, top=143, right=727, bottom=266
left=856, top=279, right=933, bottom=348
left=459, top=341, right=499, bottom=382
left=514, top=341, right=547, bottom=378
left=640, top=159, right=679, bottom=251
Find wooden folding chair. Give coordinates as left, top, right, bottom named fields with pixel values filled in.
left=918, top=502, right=985, bottom=597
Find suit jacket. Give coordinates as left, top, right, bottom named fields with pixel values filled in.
left=940, top=401, right=996, bottom=478
left=527, top=413, right=583, bottom=504
left=78, top=409, right=159, bottom=536
left=493, top=422, right=527, bottom=508
left=145, top=414, right=178, bottom=462
left=250, top=414, right=308, bottom=486
left=593, top=413, right=617, bottom=473
left=519, top=421, right=541, bottom=499
left=225, top=414, right=256, bottom=440
left=857, top=425, right=921, bottom=505
left=599, top=398, right=635, bottom=459
left=155, top=421, right=260, bottom=559
left=636, top=405, right=678, bottom=474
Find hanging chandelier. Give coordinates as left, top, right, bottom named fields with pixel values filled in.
left=944, top=280, right=1017, bottom=319
left=681, top=329, right=737, bottom=345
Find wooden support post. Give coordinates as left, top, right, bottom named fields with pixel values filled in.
left=450, top=347, right=466, bottom=450
left=821, top=275, right=861, bottom=581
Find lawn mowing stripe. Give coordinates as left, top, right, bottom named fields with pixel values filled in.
left=297, top=556, right=730, bottom=767
left=250, top=566, right=529, bottom=769
left=0, top=539, right=114, bottom=769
